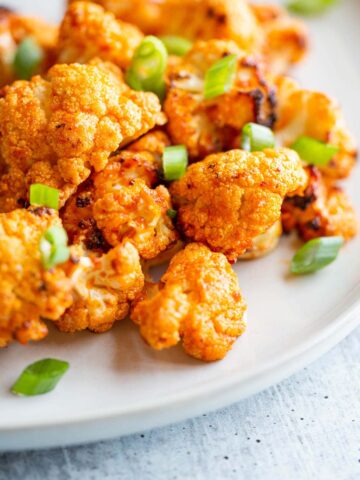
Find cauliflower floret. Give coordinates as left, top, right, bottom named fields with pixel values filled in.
left=61, top=132, right=177, bottom=259
left=0, top=7, right=57, bottom=87
left=275, top=76, right=357, bottom=179
left=240, top=220, right=282, bottom=260
left=0, top=60, right=163, bottom=212
left=58, top=2, right=143, bottom=69
left=0, top=207, right=75, bottom=347
left=83, top=0, right=262, bottom=52
left=170, top=148, right=307, bottom=262
left=56, top=242, right=144, bottom=333
left=131, top=243, right=247, bottom=361
left=164, top=40, right=276, bottom=159
left=93, top=177, right=178, bottom=259
left=282, top=166, right=358, bottom=241
left=251, top=3, right=308, bottom=75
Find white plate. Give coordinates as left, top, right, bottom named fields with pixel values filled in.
left=0, top=0, right=359, bottom=452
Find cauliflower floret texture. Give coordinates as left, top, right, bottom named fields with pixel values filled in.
left=58, top=2, right=143, bottom=69
left=282, top=166, right=358, bottom=241
left=170, top=148, right=307, bottom=262
left=164, top=40, right=276, bottom=159
left=131, top=243, right=247, bottom=361
left=275, top=76, right=357, bottom=179
left=0, top=61, right=163, bottom=212
left=56, top=242, right=144, bottom=333
left=0, top=208, right=74, bottom=347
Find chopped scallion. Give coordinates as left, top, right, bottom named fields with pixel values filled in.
left=11, top=358, right=69, bottom=396
left=40, top=226, right=70, bottom=270
left=30, top=184, right=60, bottom=210
left=204, top=54, right=237, bottom=100
left=160, top=36, right=192, bottom=56
left=13, top=37, right=43, bottom=80
left=126, top=35, right=168, bottom=101
left=163, top=145, right=188, bottom=181
left=287, top=0, right=337, bottom=16
left=241, top=123, right=275, bottom=152
left=291, top=236, right=343, bottom=274
left=291, top=136, right=339, bottom=166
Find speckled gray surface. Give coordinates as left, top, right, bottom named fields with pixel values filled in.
left=1, top=326, right=359, bottom=480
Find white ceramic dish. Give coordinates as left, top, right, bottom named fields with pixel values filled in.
left=0, top=0, right=359, bottom=452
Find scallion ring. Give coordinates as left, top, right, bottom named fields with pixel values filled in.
left=11, top=358, right=69, bottom=396
left=40, top=226, right=70, bottom=270
left=30, top=183, right=60, bottom=210
left=166, top=208, right=177, bottom=219
left=160, top=36, right=192, bottom=56
left=126, top=35, right=168, bottom=101
left=163, top=145, right=188, bottom=181
left=204, top=54, right=237, bottom=100
left=291, top=236, right=343, bottom=274
left=291, top=136, right=339, bottom=166
left=13, top=37, right=44, bottom=80
left=241, top=123, right=275, bottom=152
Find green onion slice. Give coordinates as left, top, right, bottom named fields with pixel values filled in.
left=291, top=236, right=343, bottom=274
left=160, top=36, right=192, bottom=56
left=126, top=35, right=168, bottom=101
left=291, top=136, right=339, bottom=166
left=241, top=123, right=275, bottom=152
left=166, top=208, right=177, bottom=219
left=30, top=183, right=60, bottom=210
left=11, top=358, right=69, bottom=396
left=13, top=37, right=44, bottom=80
left=40, top=226, right=70, bottom=270
left=163, top=145, right=188, bottom=181
left=287, top=0, right=337, bottom=16
left=204, top=54, right=237, bottom=100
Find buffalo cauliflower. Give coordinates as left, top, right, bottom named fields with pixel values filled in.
left=170, top=148, right=307, bottom=262
left=0, top=207, right=75, bottom=347
left=164, top=39, right=276, bottom=159
left=251, top=3, right=308, bottom=75
left=282, top=166, right=358, bottom=241
left=0, top=60, right=163, bottom=212
left=58, top=2, right=143, bottom=69
left=56, top=241, right=144, bottom=333
left=275, top=76, right=357, bottom=179
left=0, top=7, right=57, bottom=87
left=84, top=0, right=261, bottom=52
left=61, top=131, right=177, bottom=259
left=131, top=243, right=247, bottom=361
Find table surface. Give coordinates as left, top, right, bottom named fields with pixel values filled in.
left=1, top=326, right=359, bottom=480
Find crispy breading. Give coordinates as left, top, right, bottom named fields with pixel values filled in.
left=131, top=243, right=247, bottom=361
left=164, top=39, right=276, bottom=159
left=84, top=0, right=262, bottom=52
left=240, top=220, right=282, bottom=260
left=0, top=7, right=58, bottom=87
left=275, top=76, right=357, bottom=179
left=56, top=242, right=144, bottom=333
left=282, top=166, right=358, bottom=241
left=251, top=3, right=308, bottom=75
left=170, top=148, right=307, bottom=262
left=0, top=61, right=163, bottom=212
left=0, top=208, right=75, bottom=347
left=58, top=2, right=143, bottom=69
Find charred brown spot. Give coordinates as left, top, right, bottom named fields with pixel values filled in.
left=55, top=123, right=65, bottom=129
left=17, top=198, right=29, bottom=208
left=76, top=195, right=91, bottom=208
left=85, top=227, right=110, bottom=252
